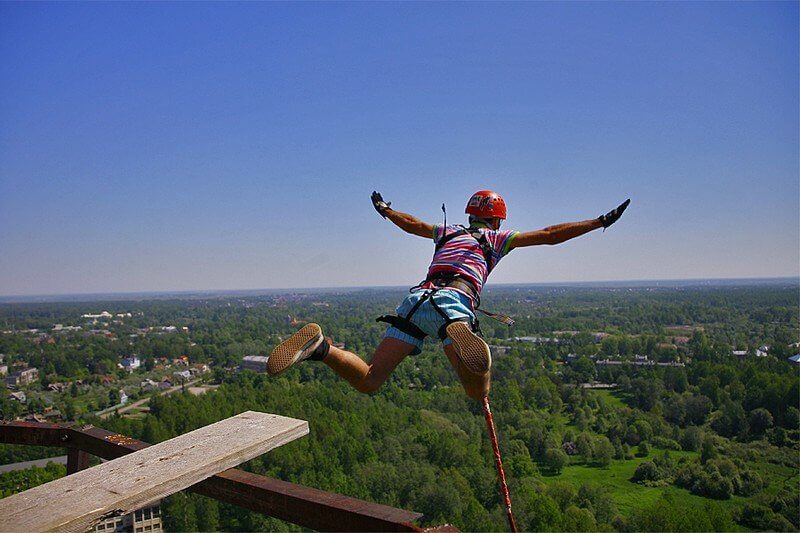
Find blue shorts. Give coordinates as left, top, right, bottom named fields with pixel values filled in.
left=384, top=289, right=476, bottom=355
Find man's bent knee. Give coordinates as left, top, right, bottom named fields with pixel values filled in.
left=355, top=375, right=384, bottom=394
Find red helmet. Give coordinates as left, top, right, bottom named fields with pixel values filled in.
left=465, top=190, right=507, bottom=220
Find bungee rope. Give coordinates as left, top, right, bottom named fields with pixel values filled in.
left=482, top=396, right=518, bottom=533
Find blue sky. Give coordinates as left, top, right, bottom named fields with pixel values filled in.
left=1, top=2, right=797, bottom=296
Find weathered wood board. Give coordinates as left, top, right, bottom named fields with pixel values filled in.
left=0, top=411, right=308, bottom=533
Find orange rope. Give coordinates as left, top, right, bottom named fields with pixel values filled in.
left=482, top=396, right=518, bottom=533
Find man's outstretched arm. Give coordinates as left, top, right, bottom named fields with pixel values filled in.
left=510, top=199, right=630, bottom=249
left=371, top=191, right=433, bottom=238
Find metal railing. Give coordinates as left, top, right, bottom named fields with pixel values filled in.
left=0, top=420, right=425, bottom=532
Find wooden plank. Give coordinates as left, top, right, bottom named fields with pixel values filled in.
left=0, top=411, right=308, bottom=533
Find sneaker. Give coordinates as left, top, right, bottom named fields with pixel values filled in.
left=268, top=323, right=324, bottom=376
left=446, top=321, right=491, bottom=374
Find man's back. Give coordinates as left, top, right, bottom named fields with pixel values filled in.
left=425, top=224, right=519, bottom=298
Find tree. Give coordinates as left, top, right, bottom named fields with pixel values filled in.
left=748, top=408, right=773, bottom=436
left=684, top=394, right=712, bottom=425
left=576, top=433, right=594, bottom=461
left=543, top=448, right=568, bottom=475
left=562, top=505, right=596, bottom=532
left=711, top=401, right=747, bottom=438
left=680, top=426, right=704, bottom=452
left=700, top=436, right=718, bottom=463
left=637, top=441, right=650, bottom=457
left=631, top=461, right=661, bottom=483
left=593, top=436, right=614, bottom=467
left=573, top=357, right=596, bottom=382
left=62, top=398, right=76, bottom=421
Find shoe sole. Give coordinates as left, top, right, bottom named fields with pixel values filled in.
left=446, top=321, right=491, bottom=374
left=268, top=323, right=323, bottom=376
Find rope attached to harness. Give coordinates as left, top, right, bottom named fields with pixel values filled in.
left=482, top=396, right=518, bottom=533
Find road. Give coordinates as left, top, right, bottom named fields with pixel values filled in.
left=0, top=456, right=68, bottom=473
left=96, top=379, right=200, bottom=419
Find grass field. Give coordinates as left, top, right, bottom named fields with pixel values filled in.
left=537, top=444, right=798, bottom=531
left=590, top=389, right=629, bottom=409
left=539, top=449, right=699, bottom=515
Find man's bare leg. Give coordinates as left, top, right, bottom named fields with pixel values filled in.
left=324, top=337, right=416, bottom=394
left=444, top=343, right=491, bottom=400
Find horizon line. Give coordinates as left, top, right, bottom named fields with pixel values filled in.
left=1, top=275, right=797, bottom=304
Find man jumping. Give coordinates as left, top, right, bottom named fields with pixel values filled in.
left=267, top=190, right=629, bottom=400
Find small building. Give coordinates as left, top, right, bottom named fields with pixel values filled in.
left=9, top=391, right=26, bottom=402
left=48, top=382, right=69, bottom=393
left=173, top=370, right=192, bottom=381
left=121, top=356, right=141, bottom=372
left=5, top=367, right=39, bottom=388
left=119, top=390, right=129, bottom=405
left=756, top=345, right=769, bottom=358
left=43, top=407, right=62, bottom=420
left=158, top=379, right=172, bottom=390
left=513, top=336, right=560, bottom=344
left=0, top=365, right=7, bottom=376
left=241, top=355, right=269, bottom=373
left=489, top=345, right=510, bottom=358
left=93, top=502, right=162, bottom=533
left=141, top=379, right=159, bottom=391
left=788, top=354, right=800, bottom=365
left=189, top=364, right=210, bottom=376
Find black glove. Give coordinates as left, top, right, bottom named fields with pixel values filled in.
left=598, top=199, right=630, bottom=229
left=371, top=191, right=391, bottom=219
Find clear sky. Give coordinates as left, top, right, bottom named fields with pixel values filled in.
left=1, top=2, right=797, bottom=296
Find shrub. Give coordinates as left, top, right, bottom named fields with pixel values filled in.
left=737, top=503, right=795, bottom=532
left=748, top=408, right=773, bottom=436
left=636, top=441, right=650, bottom=457
left=543, top=448, right=568, bottom=474
left=631, top=461, right=661, bottom=483
left=738, top=469, right=763, bottom=497
left=651, top=436, right=682, bottom=451
left=593, top=436, right=615, bottom=468
left=692, top=470, right=733, bottom=500
left=680, top=426, right=704, bottom=451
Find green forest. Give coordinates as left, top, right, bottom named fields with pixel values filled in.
left=1, top=281, right=798, bottom=531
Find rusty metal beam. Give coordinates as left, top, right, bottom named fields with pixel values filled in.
left=0, top=421, right=424, bottom=532
left=66, top=448, right=90, bottom=475
left=0, top=420, right=69, bottom=448
left=192, top=468, right=422, bottom=532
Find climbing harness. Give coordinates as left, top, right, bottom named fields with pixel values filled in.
left=483, top=396, right=518, bottom=533
left=376, top=224, right=515, bottom=340
left=376, top=288, right=478, bottom=342
left=428, top=225, right=515, bottom=326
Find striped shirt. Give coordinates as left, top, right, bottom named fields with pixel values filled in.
left=421, top=224, right=519, bottom=303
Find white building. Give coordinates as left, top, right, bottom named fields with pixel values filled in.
left=173, top=370, right=192, bottom=381
left=120, top=356, right=141, bottom=372
left=82, top=311, right=113, bottom=319
left=241, top=355, right=269, bottom=373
